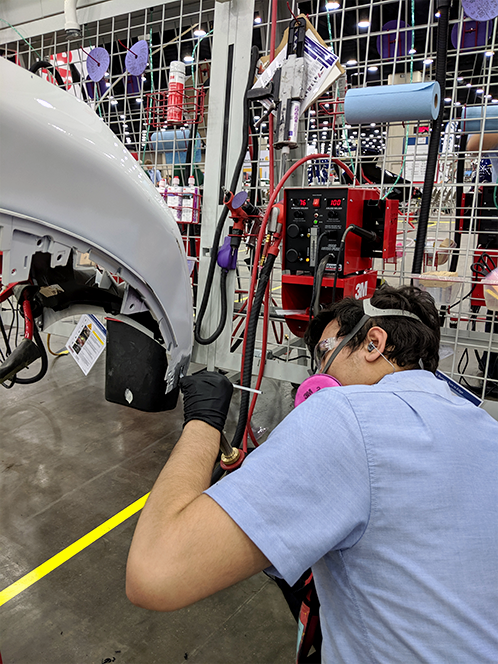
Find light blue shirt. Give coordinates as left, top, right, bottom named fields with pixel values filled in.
left=206, top=370, right=498, bottom=663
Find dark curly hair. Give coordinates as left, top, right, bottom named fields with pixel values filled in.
left=304, top=285, right=441, bottom=374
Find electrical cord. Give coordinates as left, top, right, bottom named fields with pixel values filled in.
left=309, top=232, right=330, bottom=321
left=194, top=45, right=260, bottom=345
left=47, top=334, right=69, bottom=356
left=331, top=225, right=356, bottom=305
left=311, top=253, right=332, bottom=320
left=411, top=0, right=452, bottom=275
left=14, top=320, right=48, bottom=385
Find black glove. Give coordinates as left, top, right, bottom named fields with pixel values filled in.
left=180, top=370, right=233, bottom=432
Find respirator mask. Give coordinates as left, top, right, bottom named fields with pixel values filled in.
left=294, top=299, right=423, bottom=407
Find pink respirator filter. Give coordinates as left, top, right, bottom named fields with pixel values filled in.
left=294, top=374, right=342, bottom=407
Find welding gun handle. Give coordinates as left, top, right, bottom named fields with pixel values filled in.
left=220, top=433, right=241, bottom=467
left=219, top=433, right=234, bottom=457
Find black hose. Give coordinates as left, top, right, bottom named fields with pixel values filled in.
left=194, top=45, right=260, bottom=345
left=195, top=269, right=229, bottom=346
left=230, top=253, right=276, bottom=449
left=0, top=313, right=12, bottom=355
left=29, top=61, right=66, bottom=88
left=15, top=323, right=49, bottom=384
left=248, top=116, right=259, bottom=207
left=311, top=253, right=332, bottom=318
left=194, top=204, right=229, bottom=345
left=450, top=131, right=467, bottom=273
left=411, top=1, right=452, bottom=275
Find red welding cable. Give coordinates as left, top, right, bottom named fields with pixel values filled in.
left=268, top=0, right=278, bottom=195
left=22, top=297, right=34, bottom=340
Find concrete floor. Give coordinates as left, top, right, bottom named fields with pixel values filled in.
left=0, top=336, right=297, bottom=664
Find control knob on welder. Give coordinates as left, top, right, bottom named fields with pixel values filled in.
left=286, top=248, right=302, bottom=263
left=287, top=224, right=300, bottom=238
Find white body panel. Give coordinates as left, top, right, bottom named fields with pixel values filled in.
left=0, top=57, right=193, bottom=389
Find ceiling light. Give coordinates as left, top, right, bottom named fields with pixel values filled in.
left=423, top=58, right=433, bottom=66
left=408, top=48, right=417, bottom=55
left=368, top=66, right=378, bottom=72
left=454, top=101, right=461, bottom=106
left=120, top=115, right=126, bottom=119
left=457, top=77, right=464, bottom=82
left=493, top=99, right=498, bottom=103
left=444, top=97, right=452, bottom=103
left=435, top=11, right=441, bottom=18
left=136, top=98, right=142, bottom=104
left=485, top=51, right=494, bottom=57
left=326, top=1, right=341, bottom=9
left=358, top=20, right=370, bottom=29
left=476, top=88, right=484, bottom=94
left=346, top=59, right=357, bottom=66
left=111, top=99, right=118, bottom=105
left=126, top=137, right=131, bottom=144
left=194, top=28, right=207, bottom=37
left=370, top=122, right=376, bottom=127
left=466, top=83, right=472, bottom=88
left=183, top=55, right=194, bottom=63
left=254, top=14, right=262, bottom=24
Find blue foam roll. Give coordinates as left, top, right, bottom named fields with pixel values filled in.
left=461, top=105, right=498, bottom=133
left=149, top=129, right=202, bottom=164
left=344, top=82, right=440, bottom=124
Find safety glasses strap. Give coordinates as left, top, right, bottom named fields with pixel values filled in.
left=321, top=314, right=371, bottom=376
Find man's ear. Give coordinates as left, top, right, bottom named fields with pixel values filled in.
left=364, top=327, right=388, bottom=362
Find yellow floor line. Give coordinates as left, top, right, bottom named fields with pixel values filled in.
left=0, top=492, right=149, bottom=608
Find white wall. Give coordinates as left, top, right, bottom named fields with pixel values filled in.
left=0, top=0, right=176, bottom=45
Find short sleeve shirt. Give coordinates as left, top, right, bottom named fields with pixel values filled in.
left=205, top=371, right=498, bottom=663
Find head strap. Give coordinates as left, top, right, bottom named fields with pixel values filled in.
left=319, top=299, right=423, bottom=375
left=363, top=299, right=423, bottom=323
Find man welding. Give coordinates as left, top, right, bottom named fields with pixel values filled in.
left=126, top=284, right=498, bottom=663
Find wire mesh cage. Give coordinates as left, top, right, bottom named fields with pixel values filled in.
left=1, top=0, right=498, bottom=407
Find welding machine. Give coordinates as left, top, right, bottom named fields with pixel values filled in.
left=281, top=187, right=398, bottom=336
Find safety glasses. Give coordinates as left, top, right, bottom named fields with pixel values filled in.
left=314, top=336, right=339, bottom=371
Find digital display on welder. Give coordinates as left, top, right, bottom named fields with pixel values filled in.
left=293, top=198, right=308, bottom=207
left=327, top=198, right=342, bottom=207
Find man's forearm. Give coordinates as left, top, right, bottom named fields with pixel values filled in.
left=133, top=420, right=220, bottom=536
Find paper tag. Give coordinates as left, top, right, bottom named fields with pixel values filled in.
left=66, top=314, right=106, bottom=376
left=435, top=370, right=483, bottom=407
left=39, top=284, right=64, bottom=297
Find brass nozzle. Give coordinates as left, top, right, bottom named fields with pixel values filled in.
left=220, top=447, right=241, bottom=466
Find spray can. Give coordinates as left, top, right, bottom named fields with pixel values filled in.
left=181, top=175, right=200, bottom=223
left=167, top=61, right=186, bottom=125
left=286, top=100, right=300, bottom=148
left=167, top=175, right=182, bottom=221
